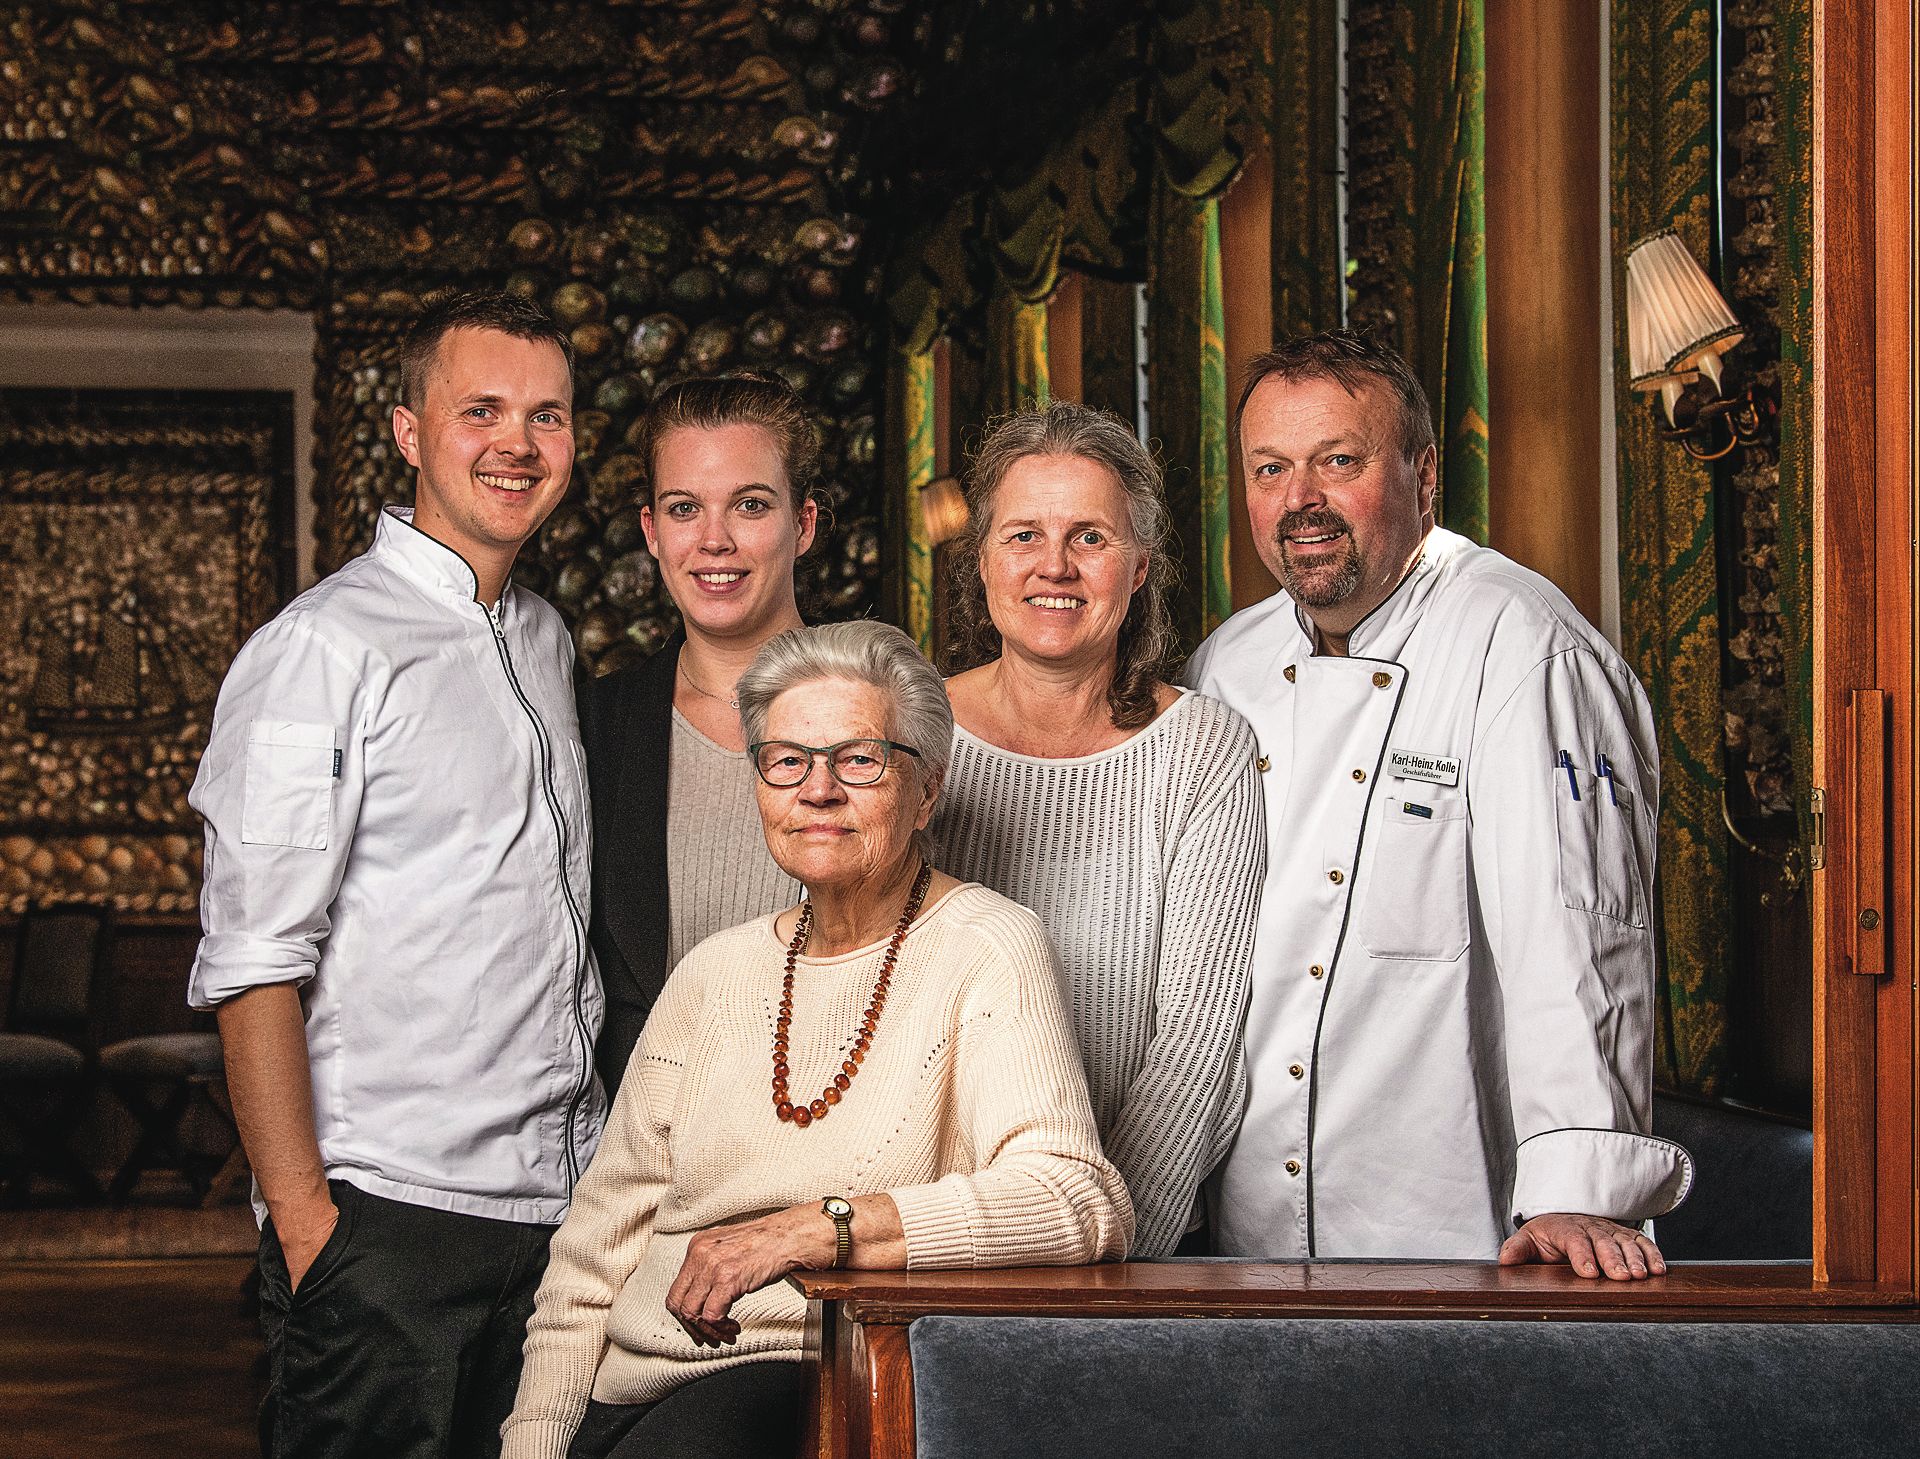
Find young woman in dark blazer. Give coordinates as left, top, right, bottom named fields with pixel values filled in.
left=579, top=374, right=819, bottom=1093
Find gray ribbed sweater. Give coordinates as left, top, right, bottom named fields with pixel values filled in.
left=929, top=689, right=1267, bottom=1255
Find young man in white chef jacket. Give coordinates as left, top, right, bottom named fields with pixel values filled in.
left=1185, top=330, right=1692, bottom=1279
left=188, top=292, right=603, bottom=1454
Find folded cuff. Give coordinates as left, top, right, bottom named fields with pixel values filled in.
left=187, top=932, right=317, bottom=1009
left=1510, top=1126, right=1695, bottom=1227
left=499, top=1418, right=577, bottom=1459
left=888, top=1175, right=980, bottom=1270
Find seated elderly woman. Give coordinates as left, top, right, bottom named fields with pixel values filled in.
left=503, top=620, right=1132, bottom=1459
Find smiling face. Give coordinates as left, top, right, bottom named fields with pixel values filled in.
left=978, top=452, right=1149, bottom=674
left=642, top=422, right=818, bottom=642
left=754, top=677, right=935, bottom=897
left=391, top=326, right=575, bottom=593
left=1239, top=372, right=1437, bottom=639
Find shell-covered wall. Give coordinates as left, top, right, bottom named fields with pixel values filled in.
left=0, top=0, right=915, bottom=677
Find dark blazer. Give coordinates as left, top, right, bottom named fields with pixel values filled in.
left=578, top=631, right=682, bottom=1097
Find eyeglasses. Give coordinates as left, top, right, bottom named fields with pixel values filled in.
left=749, top=738, right=922, bottom=788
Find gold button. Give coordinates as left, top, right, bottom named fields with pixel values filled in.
left=1289, top=1063, right=1304, bottom=1079
left=1285, top=1159, right=1301, bottom=1176
left=1328, top=869, right=1343, bottom=884
left=1256, top=755, right=1271, bottom=772
left=1283, top=665, right=1297, bottom=682
left=1351, top=768, right=1366, bottom=783
left=1372, top=671, right=1392, bottom=688
left=1309, top=964, right=1325, bottom=978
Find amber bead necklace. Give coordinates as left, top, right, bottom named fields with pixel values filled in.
left=774, top=860, right=933, bottom=1128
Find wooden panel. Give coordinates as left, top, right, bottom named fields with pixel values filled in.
left=1865, top=0, right=1915, bottom=1296
left=1483, top=0, right=1603, bottom=618
left=1812, top=0, right=1893, bottom=1289
left=861, top=1322, right=915, bottom=1458
left=1850, top=689, right=1890, bottom=974
left=1047, top=273, right=1083, bottom=405
left=791, top=1262, right=1914, bottom=1324
left=1219, top=143, right=1279, bottom=610
left=799, top=1296, right=841, bottom=1459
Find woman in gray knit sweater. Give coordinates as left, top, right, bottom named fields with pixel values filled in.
left=930, top=402, right=1267, bottom=1256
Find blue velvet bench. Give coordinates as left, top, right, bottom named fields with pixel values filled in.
left=791, top=1264, right=1918, bottom=1459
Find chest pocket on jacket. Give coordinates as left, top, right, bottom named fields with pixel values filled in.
left=1357, top=796, right=1470, bottom=962
left=240, top=721, right=337, bottom=850
left=1553, top=771, right=1648, bottom=927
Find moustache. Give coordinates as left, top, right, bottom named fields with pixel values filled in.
left=1275, top=508, right=1353, bottom=540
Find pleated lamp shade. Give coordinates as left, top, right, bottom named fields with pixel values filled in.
left=1625, top=230, right=1744, bottom=395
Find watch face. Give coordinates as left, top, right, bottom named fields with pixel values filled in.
left=823, top=1197, right=853, bottom=1218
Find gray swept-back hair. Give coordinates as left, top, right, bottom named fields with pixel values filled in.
left=738, top=620, right=954, bottom=791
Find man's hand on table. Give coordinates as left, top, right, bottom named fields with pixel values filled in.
left=1498, top=1212, right=1668, bottom=1280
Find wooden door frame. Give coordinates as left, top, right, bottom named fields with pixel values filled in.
left=1812, top=0, right=1917, bottom=1290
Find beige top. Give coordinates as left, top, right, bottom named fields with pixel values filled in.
left=502, top=883, right=1133, bottom=1459
left=664, top=709, right=802, bottom=972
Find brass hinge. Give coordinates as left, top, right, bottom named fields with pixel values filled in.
left=1809, top=786, right=1826, bottom=870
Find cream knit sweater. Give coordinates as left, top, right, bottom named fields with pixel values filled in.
left=502, top=883, right=1132, bottom=1459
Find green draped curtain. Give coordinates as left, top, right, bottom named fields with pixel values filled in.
left=899, top=349, right=938, bottom=655
left=1147, top=0, right=1241, bottom=649
left=1270, top=0, right=1343, bottom=337
left=1420, top=0, right=1488, bottom=542
left=986, top=292, right=1052, bottom=417
left=1611, top=0, right=1731, bottom=1094
left=1774, top=0, right=1815, bottom=869
left=1347, top=0, right=1489, bottom=542
left=1149, top=186, right=1233, bottom=647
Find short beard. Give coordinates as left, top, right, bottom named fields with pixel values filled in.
left=1274, top=511, right=1364, bottom=608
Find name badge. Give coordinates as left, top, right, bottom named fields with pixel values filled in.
left=1388, top=748, right=1460, bottom=786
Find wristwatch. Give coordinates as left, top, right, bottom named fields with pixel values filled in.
left=821, top=1196, right=854, bottom=1269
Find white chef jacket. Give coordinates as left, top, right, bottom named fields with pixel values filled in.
left=188, top=506, right=604, bottom=1226
left=1185, top=528, right=1692, bottom=1259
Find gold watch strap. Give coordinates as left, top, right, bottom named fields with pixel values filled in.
left=823, top=1197, right=852, bottom=1268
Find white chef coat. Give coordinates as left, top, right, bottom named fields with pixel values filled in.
left=188, top=506, right=604, bottom=1226
left=1185, top=528, right=1692, bottom=1259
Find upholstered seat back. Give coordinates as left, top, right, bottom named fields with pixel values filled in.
left=7, top=905, right=113, bottom=1049
left=910, top=1315, right=1915, bottom=1459
left=1652, top=1091, right=1812, bottom=1260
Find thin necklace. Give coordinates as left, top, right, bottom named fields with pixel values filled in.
left=677, top=658, right=739, bottom=710
left=773, top=861, right=933, bottom=1128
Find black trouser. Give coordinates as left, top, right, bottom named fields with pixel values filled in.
left=257, top=1179, right=554, bottom=1459
left=566, top=1362, right=802, bottom=1459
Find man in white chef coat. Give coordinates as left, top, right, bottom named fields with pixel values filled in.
left=1186, top=330, right=1693, bottom=1279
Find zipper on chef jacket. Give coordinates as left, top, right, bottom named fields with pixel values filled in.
left=488, top=602, right=594, bottom=1194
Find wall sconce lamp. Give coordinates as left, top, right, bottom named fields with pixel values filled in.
left=1624, top=229, right=1772, bottom=461
left=920, top=475, right=969, bottom=546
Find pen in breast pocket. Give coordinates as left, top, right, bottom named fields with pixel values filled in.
left=1557, top=749, right=1580, bottom=800
left=1595, top=753, right=1620, bottom=805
